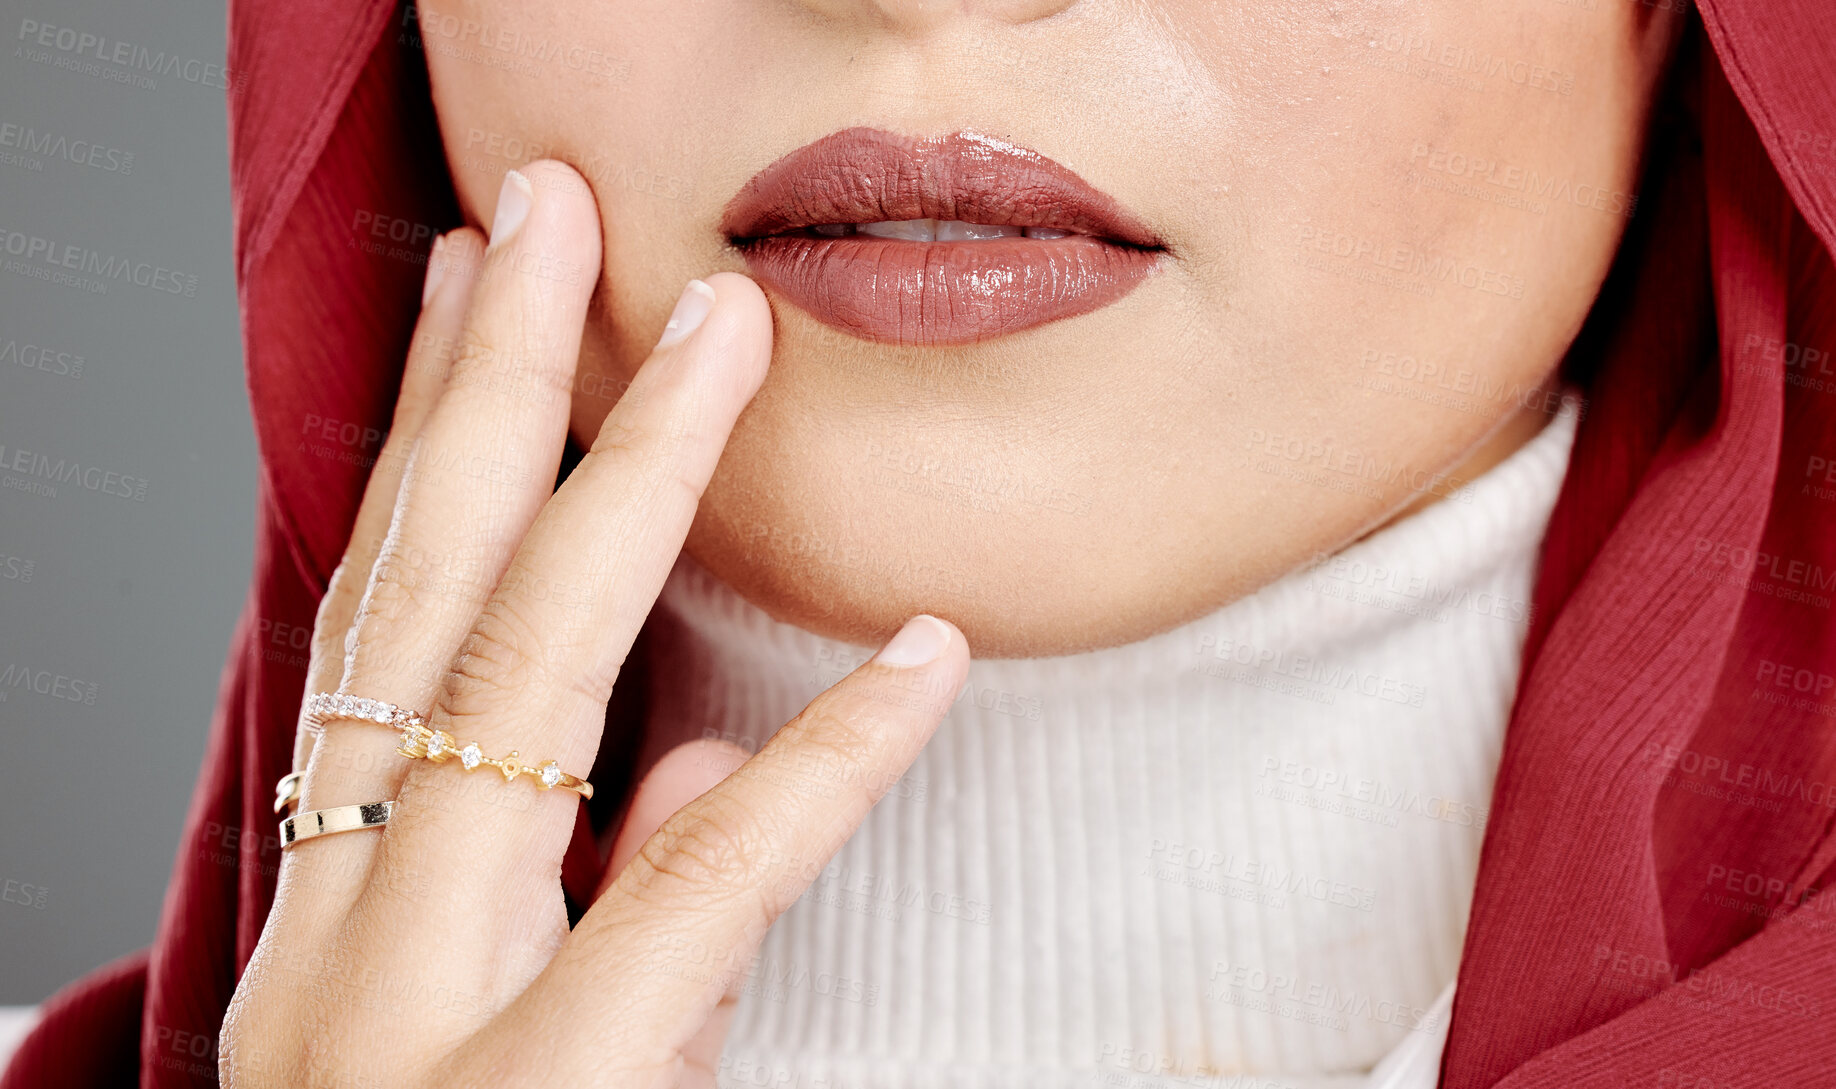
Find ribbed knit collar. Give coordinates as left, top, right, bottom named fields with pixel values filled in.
left=633, top=403, right=1578, bottom=1088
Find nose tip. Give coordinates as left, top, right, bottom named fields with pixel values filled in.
left=795, top=0, right=1076, bottom=34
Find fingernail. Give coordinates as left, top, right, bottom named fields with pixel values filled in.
left=655, top=279, right=718, bottom=350
left=488, top=170, right=534, bottom=250
left=421, top=235, right=447, bottom=307
left=874, top=615, right=951, bottom=668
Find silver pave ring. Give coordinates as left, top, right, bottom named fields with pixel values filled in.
left=300, top=691, right=594, bottom=800
left=301, top=691, right=426, bottom=735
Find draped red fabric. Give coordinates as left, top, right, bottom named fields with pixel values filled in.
left=5, top=2, right=1835, bottom=1086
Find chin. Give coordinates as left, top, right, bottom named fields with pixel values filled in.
left=681, top=485, right=1245, bottom=659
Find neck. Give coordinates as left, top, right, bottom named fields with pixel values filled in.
left=633, top=399, right=1578, bottom=1084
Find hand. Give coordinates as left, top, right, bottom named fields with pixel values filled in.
left=219, top=161, right=970, bottom=1089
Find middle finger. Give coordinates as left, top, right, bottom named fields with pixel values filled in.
left=379, top=270, right=773, bottom=895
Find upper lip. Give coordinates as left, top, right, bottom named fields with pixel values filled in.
left=720, top=127, right=1163, bottom=249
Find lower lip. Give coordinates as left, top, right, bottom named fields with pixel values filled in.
left=736, top=234, right=1160, bottom=346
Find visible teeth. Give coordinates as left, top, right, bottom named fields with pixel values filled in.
left=935, top=221, right=1024, bottom=241
left=831, top=219, right=1068, bottom=242
left=857, top=218, right=939, bottom=241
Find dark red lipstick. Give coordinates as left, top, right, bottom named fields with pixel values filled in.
left=721, top=128, right=1164, bottom=346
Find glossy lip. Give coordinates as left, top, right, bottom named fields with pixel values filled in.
left=721, top=128, right=1165, bottom=346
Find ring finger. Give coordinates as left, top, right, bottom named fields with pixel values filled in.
left=291, top=226, right=483, bottom=774
left=294, top=163, right=604, bottom=869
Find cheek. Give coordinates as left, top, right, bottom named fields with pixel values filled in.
left=421, top=0, right=718, bottom=258
left=1165, top=2, right=1656, bottom=442
left=422, top=0, right=754, bottom=442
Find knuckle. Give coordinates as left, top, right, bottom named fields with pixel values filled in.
left=438, top=597, right=549, bottom=714
left=779, top=703, right=881, bottom=786
left=591, top=411, right=708, bottom=508
left=402, top=325, right=459, bottom=387
left=367, top=537, right=490, bottom=618
left=310, top=560, right=362, bottom=663
left=588, top=410, right=656, bottom=461
left=218, top=972, right=313, bottom=1087
left=325, top=552, right=369, bottom=603
left=351, top=558, right=437, bottom=640
left=628, top=795, right=778, bottom=907
left=446, top=324, right=573, bottom=408
left=447, top=328, right=508, bottom=384
left=366, top=434, right=415, bottom=485
left=219, top=954, right=388, bottom=1089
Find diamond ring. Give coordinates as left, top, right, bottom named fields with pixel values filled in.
left=301, top=692, right=593, bottom=800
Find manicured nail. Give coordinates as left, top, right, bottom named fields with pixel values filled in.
left=488, top=170, right=534, bottom=249
left=874, top=615, right=952, bottom=667
left=421, top=235, right=447, bottom=307
left=655, top=279, right=718, bottom=349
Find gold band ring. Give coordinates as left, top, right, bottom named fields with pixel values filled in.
left=302, top=692, right=594, bottom=800
left=279, top=801, right=396, bottom=849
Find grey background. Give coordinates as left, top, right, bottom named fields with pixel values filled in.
left=0, top=0, right=255, bottom=1003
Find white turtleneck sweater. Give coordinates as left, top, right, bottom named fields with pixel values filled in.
left=637, top=404, right=1577, bottom=1089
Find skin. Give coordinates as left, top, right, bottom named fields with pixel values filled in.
left=421, top=0, right=1683, bottom=656
left=225, top=5, right=1687, bottom=1083
left=227, top=173, right=969, bottom=1087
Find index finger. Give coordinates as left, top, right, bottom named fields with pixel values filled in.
left=482, top=614, right=968, bottom=1080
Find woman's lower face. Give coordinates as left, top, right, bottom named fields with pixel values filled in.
left=422, top=0, right=1679, bottom=657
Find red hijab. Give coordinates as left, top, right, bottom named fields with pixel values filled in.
left=7, top=2, right=1836, bottom=1086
